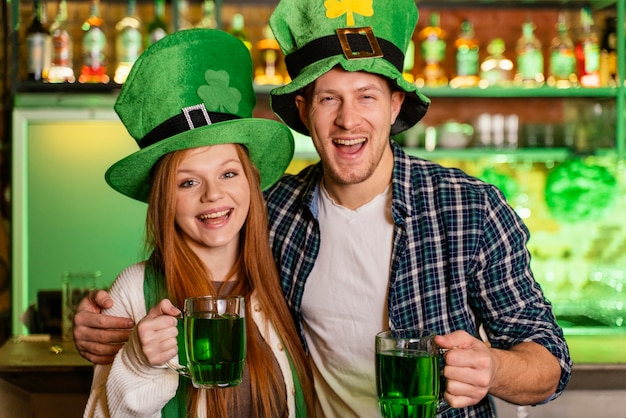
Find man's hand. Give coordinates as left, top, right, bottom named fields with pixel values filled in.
left=436, top=330, right=561, bottom=408
left=73, top=290, right=134, bottom=365
left=436, top=331, right=495, bottom=409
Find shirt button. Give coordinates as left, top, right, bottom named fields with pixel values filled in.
left=291, top=387, right=296, bottom=395
left=277, top=343, right=284, bottom=351
left=253, top=304, right=261, bottom=312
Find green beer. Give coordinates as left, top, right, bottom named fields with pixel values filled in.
left=185, top=314, right=246, bottom=388
left=376, top=349, right=440, bottom=418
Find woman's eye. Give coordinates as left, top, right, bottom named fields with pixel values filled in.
left=223, top=171, right=237, bottom=179
left=179, top=179, right=197, bottom=188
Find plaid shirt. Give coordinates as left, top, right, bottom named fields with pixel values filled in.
left=264, top=140, right=572, bottom=418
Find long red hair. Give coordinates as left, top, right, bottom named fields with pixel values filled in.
left=145, top=144, right=315, bottom=417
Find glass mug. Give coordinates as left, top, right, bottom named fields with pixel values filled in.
left=167, top=295, right=246, bottom=389
left=376, top=329, right=450, bottom=418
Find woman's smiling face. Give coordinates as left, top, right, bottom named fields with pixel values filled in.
left=174, top=144, right=251, bottom=258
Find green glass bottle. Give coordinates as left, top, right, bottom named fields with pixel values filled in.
left=548, top=13, right=577, bottom=88
left=450, top=19, right=479, bottom=88
left=229, top=13, right=251, bottom=51
left=114, top=0, right=143, bottom=84
left=515, top=20, right=544, bottom=87
left=147, top=0, right=168, bottom=47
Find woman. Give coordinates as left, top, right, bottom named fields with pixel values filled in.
left=83, top=28, right=314, bottom=418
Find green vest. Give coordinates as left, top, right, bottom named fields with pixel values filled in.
left=143, top=262, right=188, bottom=417
left=142, top=262, right=308, bottom=417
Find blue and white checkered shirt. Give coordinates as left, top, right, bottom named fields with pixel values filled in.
left=264, top=140, right=572, bottom=418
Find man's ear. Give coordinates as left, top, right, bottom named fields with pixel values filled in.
left=295, top=94, right=308, bottom=128
left=390, top=91, right=405, bottom=125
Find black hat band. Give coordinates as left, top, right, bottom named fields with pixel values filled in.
left=140, top=104, right=241, bottom=149
left=284, top=27, right=405, bottom=80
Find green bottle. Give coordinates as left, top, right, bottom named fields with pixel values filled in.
left=147, top=0, right=168, bottom=46
left=515, top=21, right=544, bottom=87
left=114, top=0, right=143, bottom=84
left=548, top=13, right=577, bottom=88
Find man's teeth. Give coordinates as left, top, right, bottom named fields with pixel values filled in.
left=335, top=138, right=365, bottom=146
left=199, top=209, right=230, bottom=220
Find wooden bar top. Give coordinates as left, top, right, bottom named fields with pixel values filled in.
left=0, top=336, right=93, bottom=393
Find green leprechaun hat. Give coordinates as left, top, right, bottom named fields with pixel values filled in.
left=106, top=28, right=294, bottom=203
left=269, top=0, right=430, bottom=136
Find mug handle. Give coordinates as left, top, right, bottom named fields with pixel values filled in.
left=165, top=314, right=191, bottom=380
left=437, top=399, right=451, bottom=416
left=437, top=348, right=452, bottom=416
left=165, top=359, right=191, bottom=379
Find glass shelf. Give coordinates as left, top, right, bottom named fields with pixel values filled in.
left=419, top=86, right=619, bottom=99
left=403, top=147, right=618, bottom=162
left=416, top=0, right=617, bottom=10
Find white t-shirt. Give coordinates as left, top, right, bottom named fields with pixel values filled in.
left=301, top=184, right=394, bottom=417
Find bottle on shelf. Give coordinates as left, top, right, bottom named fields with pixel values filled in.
left=416, top=11, right=447, bottom=87
left=114, top=0, right=143, bottom=84
left=479, top=38, right=514, bottom=87
left=402, top=38, right=416, bottom=84
left=574, top=7, right=600, bottom=87
left=254, top=24, right=284, bottom=86
left=79, top=0, right=109, bottom=84
left=175, top=0, right=193, bottom=31
left=25, top=0, right=51, bottom=81
left=47, top=0, right=75, bottom=83
left=548, top=12, right=578, bottom=89
left=450, top=19, right=480, bottom=88
left=195, top=0, right=217, bottom=29
left=514, top=20, right=544, bottom=87
left=147, top=0, right=168, bottom=47
left=229, top=13, right=252, bottom=51
left=599, top=15, right=617, bottom=87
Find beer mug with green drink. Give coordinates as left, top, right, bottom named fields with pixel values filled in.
left=168, top=295, right=246, bottom=389
left=376, top=329, right=450, bottom=418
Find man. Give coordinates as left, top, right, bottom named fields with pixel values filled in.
left=74, top=1, right=572, bottom=417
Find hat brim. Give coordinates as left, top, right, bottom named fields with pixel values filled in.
left=106, top=118, right=294, bottom=203
left=270, top=55, right=430, bottom=136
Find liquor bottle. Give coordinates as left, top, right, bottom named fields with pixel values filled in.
left=575, top=7, right=600, bottom=87
left=450, top=19, right=479, bottom=88
left=114, top=0, right=143, bottom=84
left=175, top=0, right=193, bottom=31
left=79, top=0, right=109, bottom=83
left=25, top=0, right=51, bottom=81
left=229, top=13, right=252, bottom=51
left=548, top=13, right=577, bottom=88
left=195, top=0, right=217, bottom=29
left=416, top=12, right=447, bottom=87
left=47, top=0, right=75, bottom=83
left=599, top=15, right=617, bottom=87
left=402, top=39, right=416, bottom=83
left=254, top=24, right=284, bottom=86
left=479, top=38, right=514, bottom=87
left=514, top=20, right=544, bottom=87
left=147, top=0, right=168, bottom=46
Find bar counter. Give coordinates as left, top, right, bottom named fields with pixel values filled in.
left=0, top=332, right=624, bottom=417
left=0, top=336, right=92, bottom=418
